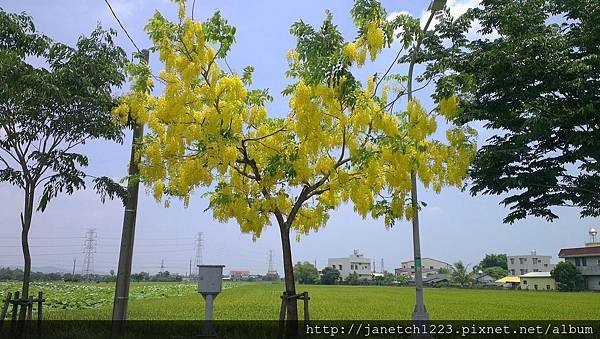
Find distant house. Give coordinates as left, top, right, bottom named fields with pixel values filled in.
left=395, top=258, right=451, bottom=277
left=507, top=251, right=553, bottom=276
left=495, top=276, right=520, bottom=288
left=519, top=272, right=556, bottom=291
left=423, top=273, right=450, bottom=286
left=474, top=273, right=497, bottom=285
left=229, top=270, right=250, bottom=281
left=558, top=230, right=600, bottom=291
left=328, top=250, right=372, bottom=280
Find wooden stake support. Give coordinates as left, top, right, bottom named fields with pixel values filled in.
left=0, top=291, right=45, bottom=335
left=277, top=291, right=310, bottom=338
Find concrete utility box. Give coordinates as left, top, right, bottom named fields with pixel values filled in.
left=197, top=265, right=224, bottom=294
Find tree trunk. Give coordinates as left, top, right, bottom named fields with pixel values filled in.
left=279, top=222, right=298, bottom=335
left=20, top=188, right=34, bottom=298
left=20, top=187, right=35, bottom=320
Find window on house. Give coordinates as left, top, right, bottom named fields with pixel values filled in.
left=520, top=269, right=526, bottom=275
left=546, top=285, right=551, bottom=290
left=533, top=269, right=539, bottom=272
left=533, top=258, right=538, bottom=265
left=534, top=284, right=538, bottom=290
left=575, top=258, right=581, bottom=266
left=510, top=270, right=515, bottom=275
left=582, top=258, right=587, bottom=266
left=339, top=265, right=342, bottom=270
left=523, top=280, right=527, bottom=285
left=411, top=266, right=415, bottom=269
left=430, top=266, right=434, bottom=269
left=544, top=264, right=548, bottom=267
left=520, top=258, right=526, bottom=264
left=510, top=258, right=514, bottom=264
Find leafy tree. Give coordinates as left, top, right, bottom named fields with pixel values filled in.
left=131, top=272, right=150, bottom=282
left=482, top=266, right=508, bottom=279
left=345, top=271, right=361, bottom=285
left=374, top=272, right=396, bottom=285
left=0, top=9, right=127, bottom=299
left=395, top=274, right=410, bottom=286
left=320, top=267, right=341, bottom=285
left=450, top=261, right=473, bottom=287
left=293, top=261, right=319, bottom=284
left=383, top=272, right=396, bottom=285
left=437, top=267, right=451, bottom=275
left=434, top=0, right=600, bottom=223
left=474, top=254, right=508, bottom=271
left=124, top=0, right=475, bottom=326
left=551, top=261, right=584, bottom=292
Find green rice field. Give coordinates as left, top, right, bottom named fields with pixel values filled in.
left=1, top=281, right=598, bottom=320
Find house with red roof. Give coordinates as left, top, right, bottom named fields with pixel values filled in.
left=558, top=228, right=600, bottom=291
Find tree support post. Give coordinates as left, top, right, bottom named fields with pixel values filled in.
left=277, top=291, right=310, bottom=338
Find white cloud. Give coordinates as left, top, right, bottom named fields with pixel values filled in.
left=419, top=0, right=498, bottom=40
left=108, top=0, right=140, bottom=19
left=386, top=10, right=411, bottom=38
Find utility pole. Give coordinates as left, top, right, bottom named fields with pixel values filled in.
left=72, top=258, right=76, bottom=276
left=189, top=258, right=192, bottom=277
left=82, top=229, right=97, bottom=279
left=112, top=49, right=149, bottom=336
left=406, top=0, right=447, bottom=322
left=381, top=258, right=384, bottom=273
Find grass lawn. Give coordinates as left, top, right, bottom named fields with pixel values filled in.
left=7, top=282, right=594, bottom=320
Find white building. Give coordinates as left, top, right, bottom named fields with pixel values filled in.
left=507, top=251, right=553, bottom=276
left=328, top=250, right=372, bottom=280
left=395, top=258, right=451, bottom=277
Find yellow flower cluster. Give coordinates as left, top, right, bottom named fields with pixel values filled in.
left=439, top=95, right=459, bottom=119
left=342, top=19, right=385, bottom=66
left=128, top=0, right=477, bottom=239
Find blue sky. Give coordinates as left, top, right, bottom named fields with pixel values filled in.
left=0, top=0, right=596, bottom=275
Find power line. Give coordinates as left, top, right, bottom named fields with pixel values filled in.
left=103, top=0, right=141, bottom=53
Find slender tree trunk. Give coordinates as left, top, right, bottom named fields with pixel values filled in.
left=279, top=222, right=298, bottom=335
left=20, top=186, right=35, bottom=320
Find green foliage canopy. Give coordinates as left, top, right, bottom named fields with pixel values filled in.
left=434, top=0, right=600, bottom=223
left=293, top=262, right=319, bottom=284
left=551, top=261, right=584, bottom=291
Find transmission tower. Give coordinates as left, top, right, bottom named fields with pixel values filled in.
left=381, top=258, right=384, bottom=273
left=265, top=249, right=279, bottom=279
left=160, top=258, right=166, bottom=273
left=372, top=260, right=376, bottom=273
left=194, top=232, right=204, bottom=275
left=267, top=250, right=274, bottom=273
left=82, top=229, right=97, bottom=279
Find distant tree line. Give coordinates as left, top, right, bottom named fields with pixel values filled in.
left=0, top=267, right=183, bottom=283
